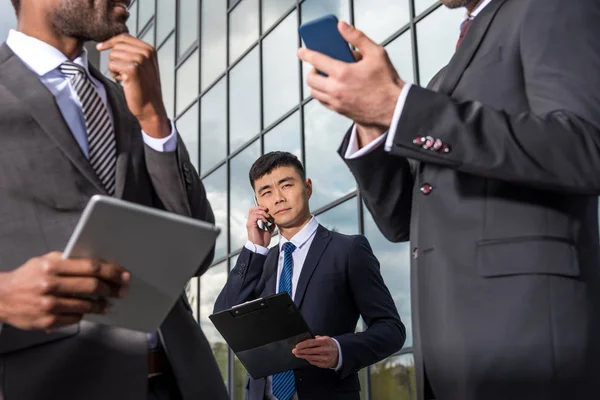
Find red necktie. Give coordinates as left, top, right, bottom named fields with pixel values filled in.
left=456, top=18, right=473, bottom=50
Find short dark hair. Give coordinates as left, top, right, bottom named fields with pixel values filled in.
left=10, top=0, right=20, bottom=15
left=249, top=151, right=306, bottom=189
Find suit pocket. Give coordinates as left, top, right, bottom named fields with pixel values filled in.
left=476, top=236, right=579, bottom=278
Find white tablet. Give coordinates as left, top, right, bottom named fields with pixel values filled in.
left=63, top=195, right=220, bottom=332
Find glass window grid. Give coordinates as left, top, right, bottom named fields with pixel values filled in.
left=127, top=0, right=458, bottom=397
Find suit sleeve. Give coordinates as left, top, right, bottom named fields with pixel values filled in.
left=213, top=247, right=267, bottom=312
left=333, top=236, right=406, bottom=379
left=388, top=0, right=600, bottom=194
left=338, top=130, right=414, bottom=243
left=144, top=136, right=216, bottom=276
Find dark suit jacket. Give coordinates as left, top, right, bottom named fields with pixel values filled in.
left=0, top=43, right=228, bottom=400
left=214, top=225, right=405, bottom=400
left=340, top=0, right=600, bottom=399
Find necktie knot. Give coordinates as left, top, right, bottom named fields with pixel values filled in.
left=59, top=61, right=87, bottom=79
left=282, top=241, right=296, bottom=255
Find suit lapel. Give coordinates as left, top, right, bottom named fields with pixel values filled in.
left=0, top=44, right=106, bottom=194
left=293, top=225, right=332, bottom=309
left=437, top=0, right=507, bottom=95
left=264, top=247, right=280, bottom=296
left=89, top=66, right=131, bottom=199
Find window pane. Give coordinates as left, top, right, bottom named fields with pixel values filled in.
left=262, top=10, right=300, bottom=128
left=304, top=100, right=354, bottom=210
left=201, top=0, right=227, bottom=91
left=317, top=198, right=358, bottom=235
left=176, top=102, right=199, bottom=169
left=234, top=355, right=248, bottom=400
left=127, top=0, right=138, bottom=36
left=264, top=111, right=301, bottom=159
left=156, top=0, right=175, bottom=45
left=140, top=24, right=154, bottom=46
left=300, top=0, right=350, bottom=100
left=158, top=34, right=175, bottom=119
left=416, top=5, right=464, bottom=86
left=137, top=0, right=154, bottom=29
left=185, top=277, right=199, bottom=320
left=203, top=167, right=228, bottom=260
left=262, top=0, right=295, bottom=33
left=229, top=0, right=259, bottom=64
left=354, top=0, right=410, bottom=44
left=176, top=49, right=199, bottom=116
left=200, top=78, right=227, bottom=174
left=229, top=140, right=261, bottom=251
left=0, top=3, right=16, bottom=40
left=370, top=353, right=417, bottom=400
left=385, top=30, right=414, bottom=84
left=364, top=207, right=412, bottom=347
left=229, top=48, right=260, bottom=152
left=414, top=0, right=439, bottom=16
left=200, top=262, right=229, bottom=384
left=178, top=0, right=199, bottom=57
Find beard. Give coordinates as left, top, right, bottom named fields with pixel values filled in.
left=440, top=0, right=479, bottom=9
left=50, top=0, right=129, bottom=42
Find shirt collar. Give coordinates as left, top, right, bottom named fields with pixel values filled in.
left=467, top=0, right=493, bottom=19
left=6, top=29, right=90, bottom=77
left=279, top=216, right=319, bottom=251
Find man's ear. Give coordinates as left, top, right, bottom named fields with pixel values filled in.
left=305, top=178, right=313, bottom=199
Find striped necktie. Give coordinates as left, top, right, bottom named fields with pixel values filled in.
left=273, top=241, right=297, bottom=400
left=60, top=61, right=117, bottom=195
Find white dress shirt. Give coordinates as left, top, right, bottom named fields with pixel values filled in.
left=5, top=29, right=178, bottom=155
left=244, top=216, right=343, bottom=399
left=344, top=0, right=493, bottom=159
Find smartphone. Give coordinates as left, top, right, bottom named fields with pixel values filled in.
left=253, top=197, right=275, bottom=232
left=298, top=14, right=356, bottom=76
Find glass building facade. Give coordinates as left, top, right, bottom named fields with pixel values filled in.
left=99, top=1, right=465, bottom=399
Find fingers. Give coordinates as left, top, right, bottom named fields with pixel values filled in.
left=43, top=277, right=123, bottom=298
left=108, top=59, right=139, bottom=81
left=298, top=48, right=346, bottom=77
left=337, top=21, right=378, bottom=56
left=306, top=69, right=333, bottom=93
left=97, top=34, right=153, bottom=52
left=46, top=257, right=129, bottom=287
left=248, top=207, right=272, bottom=224
left=42, top=314, right=83, bottom=331
left=40, top=296, right=109, bottom=315
left=295, top=338, right=322, bottom=350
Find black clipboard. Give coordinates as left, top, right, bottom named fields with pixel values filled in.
left=209, top=293, right=314, bottom=379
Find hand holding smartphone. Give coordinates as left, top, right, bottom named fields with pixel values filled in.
left=254, top=197, right=275, bottom=233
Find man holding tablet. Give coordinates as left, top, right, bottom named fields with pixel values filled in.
left=0, top=0, right=227, bottom=399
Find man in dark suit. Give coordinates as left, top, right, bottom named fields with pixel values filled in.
left=299, top=0, right=600, bottom=399
left=0, top=0, right=228, bottom=399
left=214, top=151, right=405, bottom=400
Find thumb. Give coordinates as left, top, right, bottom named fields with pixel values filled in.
left=338, top=21, right=377, bottom=55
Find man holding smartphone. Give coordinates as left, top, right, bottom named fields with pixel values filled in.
left=214, top=151, right=405, bottom=400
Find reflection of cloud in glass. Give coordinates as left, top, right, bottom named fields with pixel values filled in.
left=229, top=141, right=261, bottom=252
left=176, top=102, right=199, bottom=170
left=262, top=10, right=300, bottom=128
left=229, top=0, right=259, bottom=63
left=126, top=1, right=138, bottom=35
left=156, top=0, right=175, bottom=45
left=229, top=48, right=261, bottom=152
left=0, top=4, right=16, bottom=41
left=200, top=263, right=228, bottom=344
left=303, top=99, right=355, bottom=210
left=416, top=6, right=464, bottom=85
left=385, top=31, right=415, bottom=84
left=178, top=0, right=199, bottom=57
left=263, top=111, right=301, bottom=159
left=203, top=167, right=228, bottom=260
left=201, top=0, right=227, bottom=91
left=300, top=0, right=351, bottom=100
left=138, top=0, right=155, bottom=29
left=316, top=198, right=359, bottom=235
left=262, top=0, right=296, bottom=32
left=200, top=77, right=227, bottom=174
left=176, top=49, right=199, bottom=116
left=354, top=0, right=410, bottom=45
left=140, top=23, right=155, bottom=47
left=157, top=35, right=175, bottom=118
left=364, top=208, right=412, bottom=347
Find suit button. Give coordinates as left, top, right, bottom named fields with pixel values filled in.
left=182, top=162, right=190, bottom=172
left=413, top=136, right=426, bottom=145
left=420, top=183, right=433, bottom=195
left=412, top=247, right=419, bottom=259
left=240, top=262, right=246, bottom=268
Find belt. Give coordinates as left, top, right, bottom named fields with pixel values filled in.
left=148, top=348, right=169, bottom=377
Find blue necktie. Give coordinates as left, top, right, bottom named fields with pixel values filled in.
left=273, top=242, right=297, bottom=400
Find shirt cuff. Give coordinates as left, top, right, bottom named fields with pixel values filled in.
left=332, top=338, right=343, bottom=371
left=384, top=83, right=413, bottom=152
left=142, top=120, right=178, bottom=152
left=343, top=125, right=388, bottom=159
left=244, top=241, right=269, bottom=256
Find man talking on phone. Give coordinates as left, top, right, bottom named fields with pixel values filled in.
left=214, top=151, right=405, bottom=400
left=299, top=0, right=600, bottom=399
left=0, top=0, right=228, bottom=399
